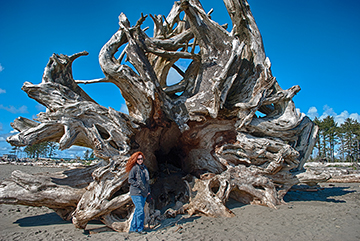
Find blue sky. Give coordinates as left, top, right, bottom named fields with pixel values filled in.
left=0, top=0, right=359, bottom=158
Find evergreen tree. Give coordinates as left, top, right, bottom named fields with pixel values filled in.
left=314, top=117, right=327, bottom=160
left=337, top=129, right=346, bottom=161
left=89, top=151, right=95, bottom=159
left=47, top=141, right=58, bottom=158
left=83, top=149, right=90, bottom=160
left=24, top=142, right=49, bottom=159
left=339, top=118, right=360, bottom=162
left=322, top=116, right=338, bottom=162
left=312, top=116, right=359, bottom=162
left=10, top=146, right=21, bottom=157
left=355, top=121, right=360, bottom=161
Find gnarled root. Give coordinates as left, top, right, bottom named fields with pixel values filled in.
left=184, top=165, right=283, bottom=217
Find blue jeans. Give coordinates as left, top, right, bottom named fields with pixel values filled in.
left=130, top=195, right=146, bottom=232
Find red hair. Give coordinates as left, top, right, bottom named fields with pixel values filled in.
left=126, top=151, right=145, bottom=173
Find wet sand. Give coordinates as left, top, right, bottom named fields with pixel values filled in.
left=1, top=164, right=359, bottom=241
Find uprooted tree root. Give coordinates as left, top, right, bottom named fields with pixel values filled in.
left=1, top=0, right=323, bottom=232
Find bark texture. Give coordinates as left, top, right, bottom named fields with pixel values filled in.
left=2, top=0, right=320, bottom=232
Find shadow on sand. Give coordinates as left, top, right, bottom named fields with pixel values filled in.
left=14, top=212, right=68, bottom=227
left=14, top=212, right=103, bottom=228
left=284, top=185, right=356, bottom=203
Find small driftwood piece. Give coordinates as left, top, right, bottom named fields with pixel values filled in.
left=2, top=0, right=320, bottom=232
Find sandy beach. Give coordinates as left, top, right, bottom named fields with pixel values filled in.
left=1, top=164, right=359, bottom=241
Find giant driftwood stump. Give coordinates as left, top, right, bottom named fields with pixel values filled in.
left=1, top=0, right=321, bottom=232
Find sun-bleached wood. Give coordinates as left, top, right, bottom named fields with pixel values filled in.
left=2, top=0, right=321, bottom=232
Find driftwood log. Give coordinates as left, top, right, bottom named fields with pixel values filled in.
left=1, top=0, right=322, bottom=232
left=303, top=163, right=360, bottom=184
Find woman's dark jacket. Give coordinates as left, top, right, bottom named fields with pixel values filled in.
left=128, top=164, right=150, bottom=197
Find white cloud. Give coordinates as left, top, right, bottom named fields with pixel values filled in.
left=0, top=147, right=10, bottom=151
left=0, top=88, right=6, bottom=94
left=319, top=105, right=336, bottom=120
left=66, top=146, right=90, bottom=156
left=349, top=113, right=360, bottom=122
left=307, top=105, right=360, bottom=124
left=53, top=146, right=90, bottom=159
left=120, top=104, right=129, bottom=114
left=0, top=63, right=4, bottom=72
left=306, top=107, right=318, bottom=120
left=67, top=146, right=88, bottom=152
left=0, top=132, right=12, bottom=142
left=334, top=111, right=349, bottom=125
left=0, top=104, right=28, bottom=114
left=0, top=133, right=10, bottom=139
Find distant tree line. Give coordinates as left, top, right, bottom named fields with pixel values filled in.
left=23, top=141, right=59, bottom=159
left=10, top=141, right=94, bottom=160
left=313, top=117, right=360, bottom=162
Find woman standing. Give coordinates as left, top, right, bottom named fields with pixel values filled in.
left=126, top=151, right=150, bottom=234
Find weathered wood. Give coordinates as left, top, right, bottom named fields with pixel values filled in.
left=1, top=0, right=323, bottom=232
left=300, top=165, right=360, bottom=184
left=0, top=163, right=102, bottom=220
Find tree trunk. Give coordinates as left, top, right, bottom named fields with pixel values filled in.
left=2, top=0, right=321, bottom=232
